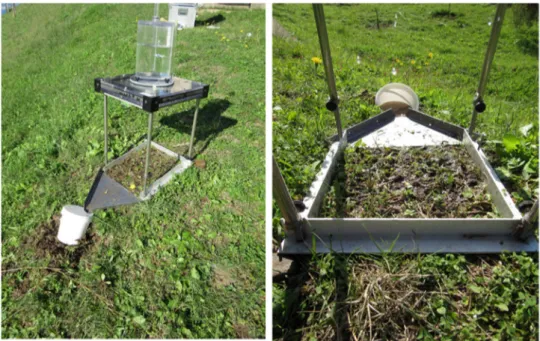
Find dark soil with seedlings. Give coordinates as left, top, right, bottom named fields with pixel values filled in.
left=321, top=145, right=500, bottom=218
left=106, top=147, right=178, bottom=194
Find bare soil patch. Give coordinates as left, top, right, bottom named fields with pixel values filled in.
left=321, top=145, right=499, bottom=218
left=21, top=215, right=96, bottom=269
left=106, top=147, right=177, bottom=193
left=212, top=265, right=235, bottom=288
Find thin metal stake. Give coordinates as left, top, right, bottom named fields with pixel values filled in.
left=273, top=157, right=303, bottom=241
left=469, top=4, right=506, bottom=136
left=313, top=4, right=343, bottom=138
left=188, top=99, right=201, bottom=159
left=143, top=112, right=154, bottom=196
left=104, top=95, right=108, bottom=165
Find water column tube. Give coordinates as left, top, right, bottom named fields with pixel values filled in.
left=313, top=4, right=343, bottom=139
left=469, top=4, right=507, bottom=136
left=152, top=3, right=160, bottom=75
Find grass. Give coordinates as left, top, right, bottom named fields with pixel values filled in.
left=2, top=4, right=265, bottom=338
left=272, top=4, right=538, bottom=340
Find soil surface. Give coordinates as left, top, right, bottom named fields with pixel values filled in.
left=321, top=145, right=499, bottom=218
left=21, top=215, right=96, bottom=269
left=106, top=147, right=178, bottom=194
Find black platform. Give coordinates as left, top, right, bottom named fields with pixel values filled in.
left=94, top=74, right=209, bottom=112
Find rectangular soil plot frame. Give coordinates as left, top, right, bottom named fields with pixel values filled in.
left=104, top=141, right=192, bottom=201
left=279, top=109, right=537, bottom=255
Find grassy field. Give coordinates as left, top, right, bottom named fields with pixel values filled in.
left=273, top=4, right=538, bottom=341
left=2, top=4, right=265, bottom=338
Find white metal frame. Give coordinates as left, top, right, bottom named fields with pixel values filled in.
left=278, top=110, right=537, bottom=255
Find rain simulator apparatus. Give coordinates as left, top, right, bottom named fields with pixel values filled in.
left=57, top=4, right=209, bottom=245
left=274, top=4, right=538, bottom=256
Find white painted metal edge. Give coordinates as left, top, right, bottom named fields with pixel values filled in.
left=140, top=156, right=193, bottom=200
left=305, top=218, right=520, bottom=237
left=301, top=136, right=347, bottom=219
left=462, top=130, right=522, bottom=219
left=279, top=234, right=537, bottom=255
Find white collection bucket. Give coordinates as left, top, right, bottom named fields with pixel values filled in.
left=57, top=205, right=93, bottom=245
left=375, top=83, right=420, bottom=111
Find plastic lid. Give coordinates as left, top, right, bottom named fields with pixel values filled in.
left=61, top=205, right=93, bottom=217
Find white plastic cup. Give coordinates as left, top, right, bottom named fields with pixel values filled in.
left=57, top=205, right=93, bottom=245
left=375, top=83, right=420, bottom=111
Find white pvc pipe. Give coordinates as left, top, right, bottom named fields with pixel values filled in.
left=57, top=205, right=93, bottom=245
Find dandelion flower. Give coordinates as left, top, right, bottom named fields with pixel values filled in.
left=311, top=57, right=322, bottom=65
left=129, top=183, right=136, bottom=190
left=428, top=52, right=433, bottom=59
left=396, top=58, right=401, bottom=63
left=244, top=44, right=248, bottom=48
left=240, top=29, right=244, bottom=33
left=411, top=60, right=416, bottom=65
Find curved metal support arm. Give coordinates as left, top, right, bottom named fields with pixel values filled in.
left=469, top=4, right=507, bottom=136
left=313, top=4, right=343, bottom=138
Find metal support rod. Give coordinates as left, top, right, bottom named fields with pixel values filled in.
left=469, top=4, right=506, bottom=136
left=104, top=95, right=108, bottom=165
left=153, top=3, right=159, bottom=20
left=143, top=112, right=154, bottom=196
left=188, top=99, right=201, bottom=159
left=272, top=157, right=303, bottom=241
left=313, top=4, right=343, bottom=138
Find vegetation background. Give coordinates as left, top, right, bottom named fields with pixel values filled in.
left=273, top=4, right=538, bottom=341
left=2, top=4, right=265, bottom=338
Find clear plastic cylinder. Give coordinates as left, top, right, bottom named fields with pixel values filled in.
left=135, top=20, right=176, bottom=82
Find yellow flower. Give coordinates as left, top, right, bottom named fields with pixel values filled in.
left=311, top=57, right=322, bottom=65
left=428, top=52, right=433, bottom=59
left=396, top=58, right=401, bottom=63
left=129, top=183, right=136, bottom=190
left=240, top=29, right=244, bottom=33
left=244, top=44, right=248, bottom=48
left=411, top=60, right=416, bottom=65
left=425, top=61, right=429, bottom=66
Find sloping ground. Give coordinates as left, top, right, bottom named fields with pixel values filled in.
left=2, top=4, right=265, bottom=338
left=273, top=4, right=538, bottom=340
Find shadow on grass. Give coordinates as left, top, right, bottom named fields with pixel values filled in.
left=273, top=255, right=351, bottom=341
left=159, top=98, right=236, bottom=158
left=273, top=256, right=310, bottom=341
left=195, top=14, right=225, bottom=26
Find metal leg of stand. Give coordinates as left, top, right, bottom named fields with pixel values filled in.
left=188, top=99, right=201, bottom=159
left=143, top=112, right=154, bottom=196
left=104, top=95, right=108, bottom=166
